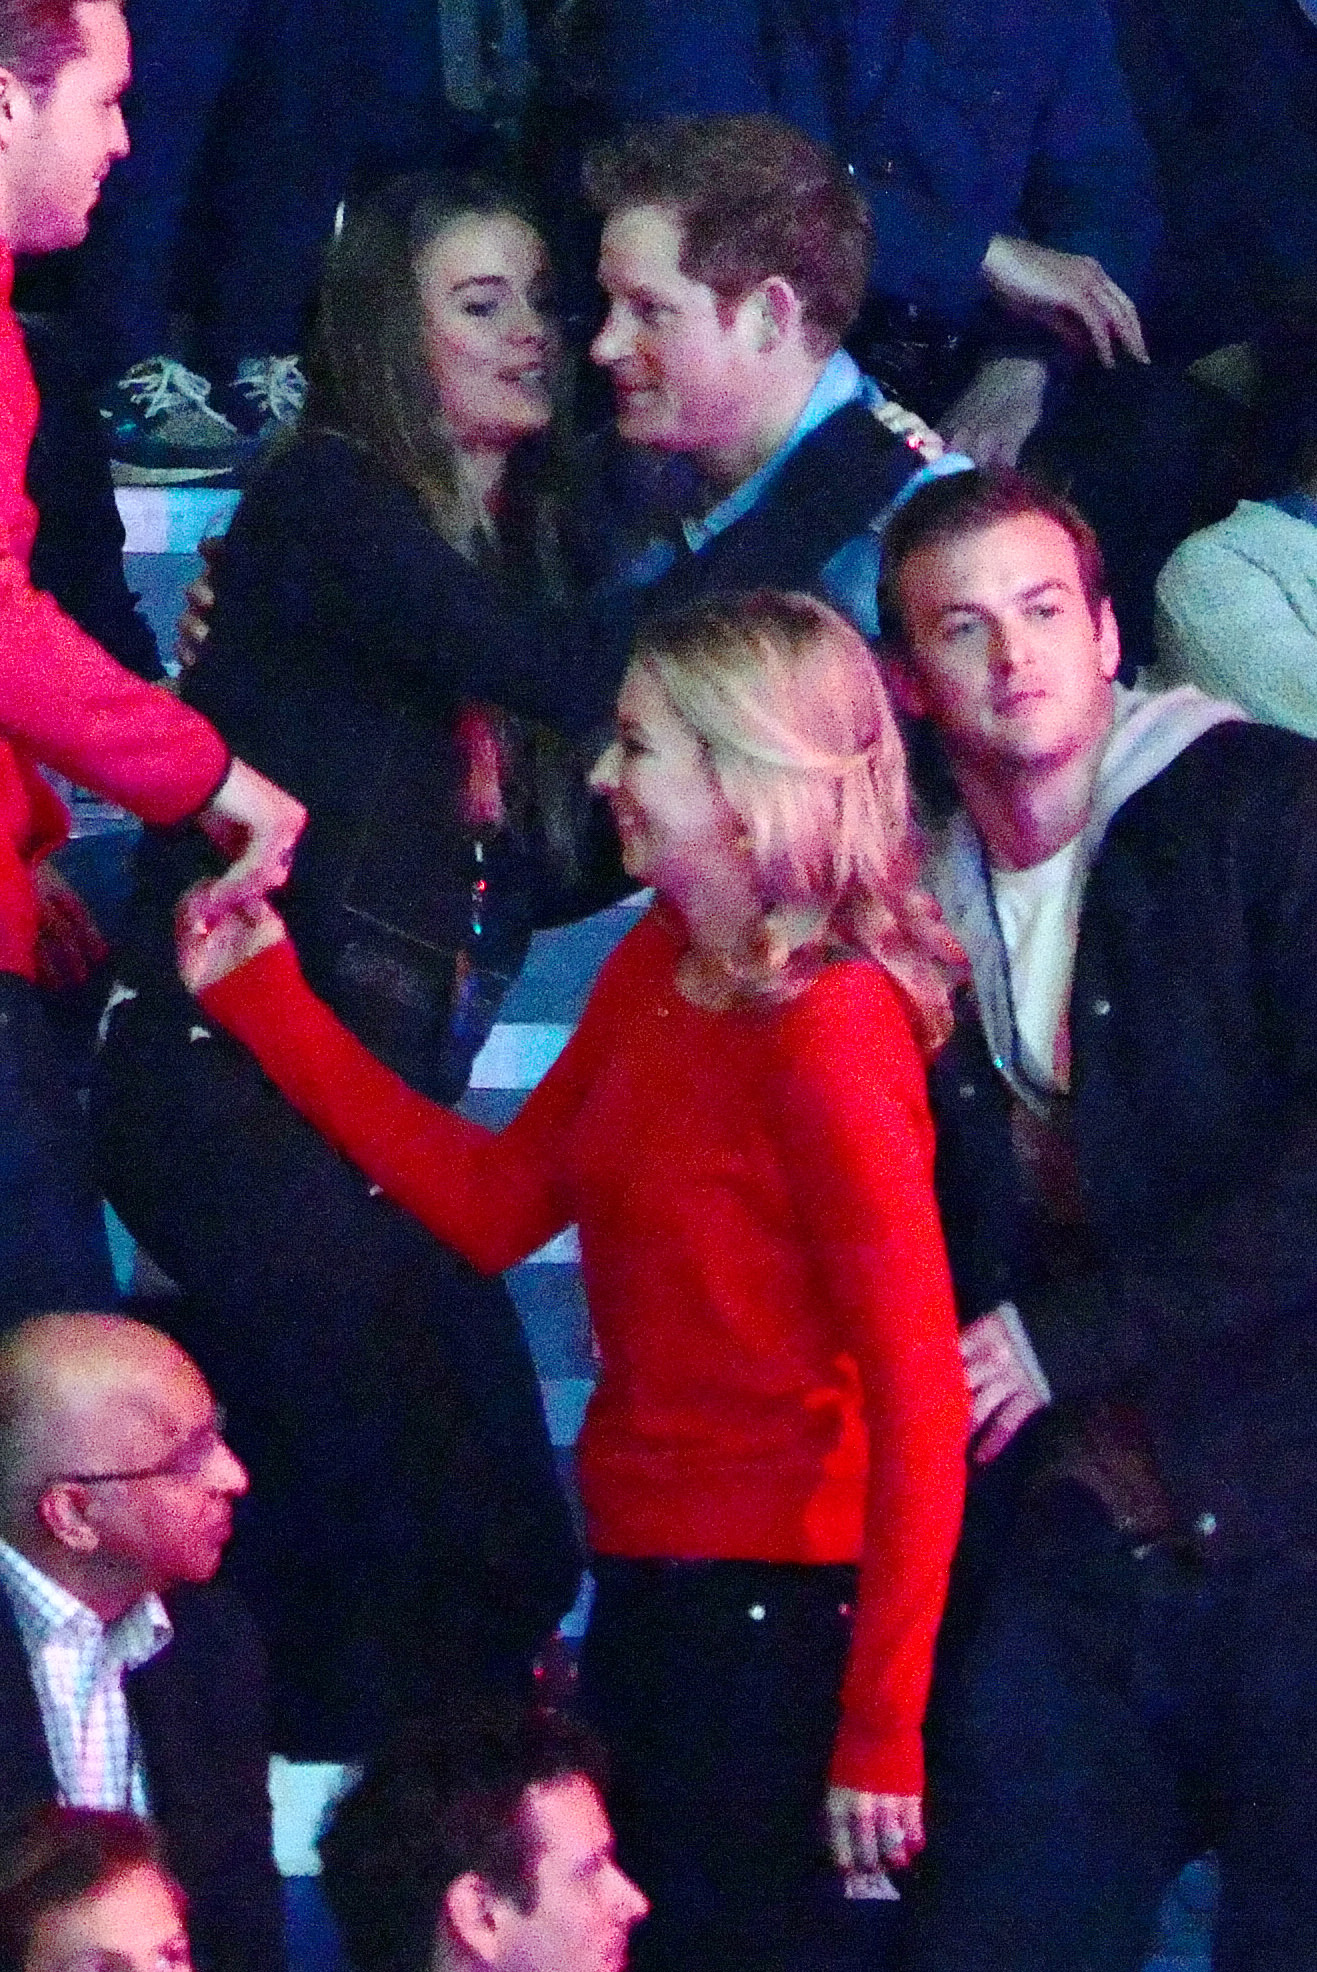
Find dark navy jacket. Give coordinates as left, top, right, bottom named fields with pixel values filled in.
left=1108, top=0, right=1317, bottom=357
left=594, top=0, right=1160, bottom=330
left=0, top=1579, right=283, bottom=1972
left=929, top=721, right=1317, bottom=1558
left=125, top=429, right=631, bottom=1100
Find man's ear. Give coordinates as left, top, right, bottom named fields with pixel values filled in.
left=883, top=643, right=929, bottom=720
left=35, top=1483, right=100, bottom=1555
left=1097, top=595, right=1121, bottom=681
left=441, top=1873, right=502, bottom=1966
left=740, top=275, right=801, bottom=353
left=0, top=64, right=28, bottom=140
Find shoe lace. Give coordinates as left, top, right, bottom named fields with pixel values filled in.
left=235, top=355, right=307, bottom=422
left=124, top=358, right=229, bottom=423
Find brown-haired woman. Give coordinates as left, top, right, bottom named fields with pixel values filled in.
left=94, top=174, right=632, bottom=1760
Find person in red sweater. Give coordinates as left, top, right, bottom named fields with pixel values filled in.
left=179, top=589, right=969, bottom=1972
left=0, top=0, right=303, bottom=1313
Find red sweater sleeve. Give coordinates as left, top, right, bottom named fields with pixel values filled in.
left=0, top=556, right=229, bottom=824
left=200, top=937, right=610, bottom=1272
left=0, top=269, right=227, bottom=826
left=769, top=965, right=968, bottom=1795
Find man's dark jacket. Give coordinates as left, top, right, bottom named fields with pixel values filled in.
left=592, top=0, right=1159, bottom=329
left=0, top=1578, right=284, bottom=1972
left=929, top=719, right=1317, bottom=1557
left=623, top=395, right=930, bottom=619
left=1107, top=0, right=1317, bottom=358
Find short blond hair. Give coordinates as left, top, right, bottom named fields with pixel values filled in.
left=636, top=590, right=963, bottom=1051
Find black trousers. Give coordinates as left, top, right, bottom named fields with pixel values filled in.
left=94, top=987, right=581, bottom=1759
left=908, top=1487, right=1317, bottom=1971
left=77, top=0, right=355, bottom=378
left=0, top=972, right=116, bottom=1324
left=580, top=1557, right=903, bottom=1972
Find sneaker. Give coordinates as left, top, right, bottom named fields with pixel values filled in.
left=100, top=357, right=253, bottom=485
left=218, top=354, right=307, bottom=443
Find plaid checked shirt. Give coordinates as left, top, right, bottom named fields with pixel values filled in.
left=0, top=1540, right=171, bottom=1811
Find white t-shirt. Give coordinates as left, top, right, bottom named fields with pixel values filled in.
left=990, top=836, right=1084, bottom=1093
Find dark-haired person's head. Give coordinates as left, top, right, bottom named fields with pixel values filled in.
left=0, top=0, right=128, bottom=250
left=881, top=467, right=1108, bottom=639
left=584, top=116, right=870, bottom=482
left=306, top=172, right=562, bottom=550
left=319, top=1706, right=647, bottom=1972
left=880, top=467, right=1120, bottom=795
left=0, top=1805, right=189, bottom=1972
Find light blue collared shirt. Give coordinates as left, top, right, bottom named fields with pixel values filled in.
left=623, top=350, right=969, bottom=637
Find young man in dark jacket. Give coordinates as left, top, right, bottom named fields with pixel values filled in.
left=588, top=0, right=1158, bottom=469
left=881, top=466, right=1317, bottom=1971
left=584, top=115, right=964, bottom=638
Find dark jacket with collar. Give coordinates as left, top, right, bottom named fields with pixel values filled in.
left=123, top=428, right=630, bottom=1103
left=100, top=428, right=604, bottom=1754
left=592, top=0, right=1159, bottom=334
left=632, top=397, right=929, bottom=621
left=929, top=717, right=1317, bottom=1558
left=1107, top=0, right=1317, bottom=358
left=0, top=1577, right=284, bottom=1972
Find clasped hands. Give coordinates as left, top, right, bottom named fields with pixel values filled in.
left=941, top=236, right=1150, bottom=467
left=176, top=888, right=288, bottom=995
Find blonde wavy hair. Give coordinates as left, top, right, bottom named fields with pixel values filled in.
left=637, top=589, right=964, bottom=1053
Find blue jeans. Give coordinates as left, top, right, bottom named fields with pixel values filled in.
left=908, top=1486, right=1317, bottom=1971
left=77, top=0, right=356, bottom=377
left=77, top=0, right=479, bottom=380
left=0, top=972, right=116, bottom=1323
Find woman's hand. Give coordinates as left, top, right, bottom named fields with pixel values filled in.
left=872, top=397, right=944, bottom=463
left=191, top=758, right=306, bottom=927
left=176, top=893, right=288, bottom=995
left=827, top=1785, right=924, bottom=1882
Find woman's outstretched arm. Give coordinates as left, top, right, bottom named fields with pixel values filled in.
left=180, top=902, right=586, bottom=1273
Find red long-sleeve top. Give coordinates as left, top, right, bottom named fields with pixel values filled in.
left=202, top=908, right=968, bottom=1793
left=0, top=243, right=228, bottom=978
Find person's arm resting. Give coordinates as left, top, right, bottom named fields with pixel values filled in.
left=1155, top=536, right=1317, bottom=738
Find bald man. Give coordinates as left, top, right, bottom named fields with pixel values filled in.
left=0, top=1314, right=283, bottom=1972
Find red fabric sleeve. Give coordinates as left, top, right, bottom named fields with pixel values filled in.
left=0, top=554, right=229, bottom=824
left=769, top=965, right=968, bottom=1795
left=200, top=937, right=614, bottom=1273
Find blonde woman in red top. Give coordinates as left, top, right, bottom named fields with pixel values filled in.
left=179, top=589, right=969, bottom=1972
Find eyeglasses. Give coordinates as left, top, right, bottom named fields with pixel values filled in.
left=45, top=1408, right=230, bottom=1486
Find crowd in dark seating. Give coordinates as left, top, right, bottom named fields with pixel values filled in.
left=0, top=0, right=1316, bottom=1969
